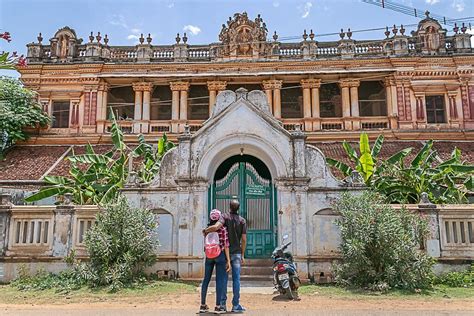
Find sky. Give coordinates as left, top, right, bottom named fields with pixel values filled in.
left=0, top=0, right=473, bottom=77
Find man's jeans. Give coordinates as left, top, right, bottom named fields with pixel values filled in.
left=201, top=252, right=227, bottom=306
left=222, top=253, right=242, bottom=307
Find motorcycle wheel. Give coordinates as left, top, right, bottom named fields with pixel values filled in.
left=286, top=286, right=296, bottom=300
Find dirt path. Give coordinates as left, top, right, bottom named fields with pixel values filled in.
left=0, top=293, right=473, bottom=315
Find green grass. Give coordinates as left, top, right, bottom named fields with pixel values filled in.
left=300, top=284, right=474, bottom=300
left=0, top=279, right=198, bottom=305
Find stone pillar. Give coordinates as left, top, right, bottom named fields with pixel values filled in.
left=52, top=194, right=75, bottom=257
left=96, top=83, right=109, bottom=133
left=171, top=84, right=180, bottom=133
left=349, top=80, right=360, bottom=130
left=207, top=81, right=227, bottom=117
left=141, top=83, right=153, bottom=133
left=339, top=80, right=352, bottom=130
left=414, top=93, right=425, bottom=125
left=132, top=83, right=144, bottom=133
left=0, top=194, right=12, bottom=256
left=385, top=77, right=397, bottom=129
left=418, top=201, right=440, bottom=258
left=262, top=80, right=282, bottom=118
left=301, top=79, right=321, bottom=131
left=170, top=81, right=190, bottom=133
left=180, top=88, right=188, bottom=121
left=273, top=83, right=282, bottom=119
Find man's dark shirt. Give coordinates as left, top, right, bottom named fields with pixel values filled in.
left=219, top=212, right=247, bottom=255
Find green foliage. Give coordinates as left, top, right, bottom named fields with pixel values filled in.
left=75, top=197, right=159, bottom=292
left=326, top=133, right=383, bottom=184
left=333, top=191, right=435, bottom=291
left=0, top=77, right=50, bottom=158
left=374, top=143, right=474, bottom=204
left=326, top=134, right=474, bottom=204
left=434, top=264, right=474, bottom=288
left=25, top=113, right=174, bottom=205
left=10, top=266, right=83, bottom=293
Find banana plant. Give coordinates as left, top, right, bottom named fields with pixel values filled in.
left=326, top=133, right=387, bottom=184
left=25, top=112, right=174, bottom=205
left=374, top=141, right=474, bottom=204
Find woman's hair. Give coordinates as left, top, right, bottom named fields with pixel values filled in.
left=208, top=219, right=218, bottom=227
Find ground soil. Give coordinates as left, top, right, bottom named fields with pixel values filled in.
left=0, top=293, right=473, bottom=315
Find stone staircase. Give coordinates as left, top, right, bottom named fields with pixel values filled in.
left=208, top=259, right=274, bottom=288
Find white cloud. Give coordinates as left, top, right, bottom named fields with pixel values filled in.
left=452, top=0, right=465, bottom=12
left=167, top=2, right=174, bottom=8
left=273, top=1, right=280, bottom=7
left=425, top=0, right=439, bottom=4
left=300, top=2, right=313, bottom=19
left=127, top=34, right=139, bottom=40
left=108, top=14, right=128, bottom=29
left=183, top=25, right=201, bottom=35
left=130, top=28, right=142, bottom=34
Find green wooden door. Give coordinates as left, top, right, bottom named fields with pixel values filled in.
left=210, top=161, right=276, bottom=258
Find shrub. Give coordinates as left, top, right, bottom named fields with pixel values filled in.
left=333, top=191, right=435, bottom=291
left=75, top=197, right=159, bottom=291
left=434, top=264, right=474, bottom=288
left=10, top=266, right=82, bottom=293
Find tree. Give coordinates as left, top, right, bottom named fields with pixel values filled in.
left=0, top=78, right=50, bottom=159
left=75, top=196, right=158, bottom=291
left=333, top=191, right=434, bottom=291
left=326, top=134, right=474, bottom=204
left=25, top=113, right=174, bottom=205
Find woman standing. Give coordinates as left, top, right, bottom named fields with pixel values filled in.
left=200, top=209, right=230, bottom=314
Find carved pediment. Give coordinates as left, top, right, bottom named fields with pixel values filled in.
left=217, top=12, right=268, bottom=59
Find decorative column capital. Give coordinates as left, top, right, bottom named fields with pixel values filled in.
left=207, top=80, right=227, bottom=91
left=132, top=82, right=153, bottom=92
left=83, top=84, right=99, bottom=92
left=170, top=81, right=190, bottom=91
left=262, top=79, right=282, bottom=90
left=98, top=82, right=109, bottom=92
left=300, top=78, right=321, bottom=89
left=339, top=79, right=360, bottom=88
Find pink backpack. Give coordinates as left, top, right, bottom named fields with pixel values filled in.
left=205, top=232, right=221, bottom=259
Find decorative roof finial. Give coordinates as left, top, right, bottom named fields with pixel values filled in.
left=309, top=29, right=315, bottom=41
left=384, top=26, right=391, bottom=38
left=96, top=32, right=102, bottom=43
left=461, top=23, right=467, bottom=34
left=175, top=33, right=181, bottom=44
left=425, top=10, right=430, bottom=18
left=392, top=24, right=398, bottom=36
left=139, top=33, right=144, bottom=44
left=302, top=29, right=308, bottom=41
left=347, top=28, right=352, bottom=39
left=400, top=24, right=405, bottom=35
left=183, top=32, right=188, bottom=44
left=453, top=23, right=459, bottom=34
left=89, top=31, right=94, bottom=43
left=37, top=32, right=43, bottom=44
left=273, top=31, right=278, bottom=41
left=339, top=28, right=345, bottom=39
left=146, top=33, right=152, bottom=44
left=104, top=34, right=109, bottom=45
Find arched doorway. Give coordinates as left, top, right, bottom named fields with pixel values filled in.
left=209, top=154, right=277, bottom=258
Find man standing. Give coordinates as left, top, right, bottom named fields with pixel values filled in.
left=205, top=199, right=247, bottom=313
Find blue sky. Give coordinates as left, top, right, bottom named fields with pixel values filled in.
left=0, top=0, right=473, bottom=77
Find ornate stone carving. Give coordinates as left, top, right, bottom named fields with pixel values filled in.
left=169, top=81, right=190, bottom=91
left=300, top=79, right=321, bottom=89
left=207, top=80, right=227, bottom=91
left=338, top=79, right=360, bottom=88
left=413, top=12, right=447, bottom=55
left=132, top=82, right=154, bottom=92
left=262, top=79, right=282, bottom=90
left=218, top=12, right=268, bottom=59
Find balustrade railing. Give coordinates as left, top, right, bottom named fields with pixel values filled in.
left=149, top=120, right=172, bottom=133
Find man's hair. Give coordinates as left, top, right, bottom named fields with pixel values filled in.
left=229, top=199, right=240, bottom=214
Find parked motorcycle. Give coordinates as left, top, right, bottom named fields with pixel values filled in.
left=271, top=234, right=301, bottom=299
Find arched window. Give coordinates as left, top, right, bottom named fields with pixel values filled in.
left=107, top=86, right=134, bottom=120
left=281, top=83, right=303, bottom=118
left=188, top=85, right=209, bottom=120
left=320, top=83, right=342, bottom=117
left=151, top=86, right=172, bottom=120
left=152, top=209, right=174, bottom=254
left=359, top=81, right=387, bottom=116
